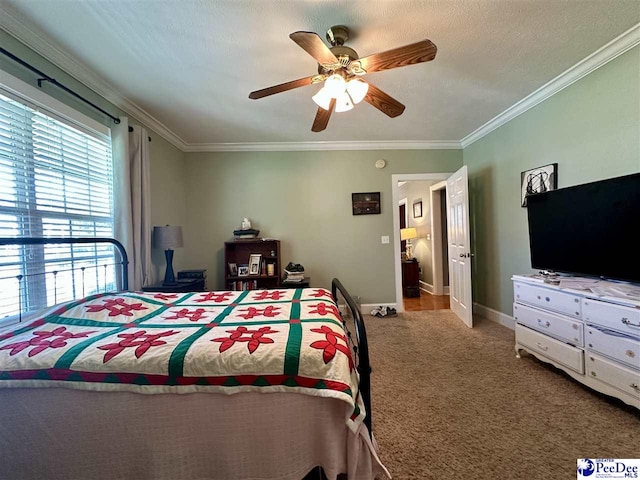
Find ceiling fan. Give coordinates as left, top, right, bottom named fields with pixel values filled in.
left=248, top=26, right=437, bottom=132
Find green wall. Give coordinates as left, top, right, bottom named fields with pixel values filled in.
left=183, top=150, right=462, bottom=302
left=4, top=29, right=638, bottom=308
left=1, top=30, right=188, bottom=282
left=463, top=46, right=640, bottom=316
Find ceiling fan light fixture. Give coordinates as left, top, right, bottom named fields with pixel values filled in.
left=324, top=74, right=347, bottom=97
left=312, top=87, right=333, bottom=110
left=346, top=78, right=369, bottom=104
left=334, top=91, right=354, bottom=113
left=311, top=87, right=333, bottom=110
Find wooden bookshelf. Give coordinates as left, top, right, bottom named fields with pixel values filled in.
left=224, top=239, right=281, bottom=291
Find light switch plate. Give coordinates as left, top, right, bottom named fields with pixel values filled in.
left=381, top=236, right=390, bottom=244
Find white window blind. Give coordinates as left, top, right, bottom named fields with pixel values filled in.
left=0, top=91, right=116, bottom=322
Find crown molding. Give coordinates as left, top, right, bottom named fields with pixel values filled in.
left=460, top=23, right=640, bottom=148
left=183, top=140, right=462, bottom=152
left=0, top=5, right=188, bottom=151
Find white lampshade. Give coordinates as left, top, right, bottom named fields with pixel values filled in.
left=400, top=227, right=418, bottom=241
left=346, top=78, right=369, bottom=104
left=312, top=87, right=333, bottom=110
left=334, top=91, right=354, bottom=113
left=324, top=74, right=346, bottom=97
left=154, top=225, right=183, bottom=250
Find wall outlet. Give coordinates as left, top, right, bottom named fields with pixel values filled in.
left=381, top=236, right=390, bottom=244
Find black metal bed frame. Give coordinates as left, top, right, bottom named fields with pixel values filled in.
left=332, top=277, right=373, bottom=437
left=0, top=236, right=129, bottom=292
left=0, top=237, right=373, bottom=437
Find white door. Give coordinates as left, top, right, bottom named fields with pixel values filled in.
left=446, top=165, right=473, bottom=327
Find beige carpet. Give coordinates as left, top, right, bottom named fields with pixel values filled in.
left=366, top=311, right=639, bottom=480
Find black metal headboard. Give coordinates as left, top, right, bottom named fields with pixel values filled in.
left=332, top=277, right=373, bottom=437
left=0, top=237, right=129, bottom=322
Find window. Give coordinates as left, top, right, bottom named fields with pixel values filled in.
left=0, top=84, right=115, bottom=323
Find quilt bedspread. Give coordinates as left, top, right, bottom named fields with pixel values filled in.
left=0, top=288, right=364, bottom=431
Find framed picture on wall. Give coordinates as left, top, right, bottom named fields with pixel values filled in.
left=352, top=192, right=381, bottom=215
left=521, top=163, right=558, bottom=207
left=413, top=200, right=422, bottom=218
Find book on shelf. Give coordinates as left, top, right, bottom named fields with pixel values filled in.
left=228, top=280, right=259, bottom=291
left=284, top=273, right=305, bottom=282
left=233, top=229, right=260, bottom=239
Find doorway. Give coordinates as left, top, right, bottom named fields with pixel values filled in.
left=392, top=173, right=451, bottom=312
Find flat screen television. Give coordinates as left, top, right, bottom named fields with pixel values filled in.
left=526, top=172, right=640, bottom=283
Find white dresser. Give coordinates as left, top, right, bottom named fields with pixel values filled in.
left=513, top=275, right=640, bottom=409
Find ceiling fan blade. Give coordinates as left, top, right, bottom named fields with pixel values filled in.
left=249, top=75, right=318, bottom=99
left=357, top=39, right=437, bottom=74
left=364, top=83, right=405, bottom=118
left=290, top=31, right=339, bottom=66
left=311, top=98, right=336, bottom=132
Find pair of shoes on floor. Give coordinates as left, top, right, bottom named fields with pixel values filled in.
left=370, top=306, right=398, bottom=318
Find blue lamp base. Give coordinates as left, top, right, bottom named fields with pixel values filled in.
left=163, top=249, right=177, bottom=286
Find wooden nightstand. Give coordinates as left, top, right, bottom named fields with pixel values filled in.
left=142, top=278, right=206, bottom=293
left=402, top=260, right=420, bottom=297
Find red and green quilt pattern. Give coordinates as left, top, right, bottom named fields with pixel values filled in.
left=0, top=288, right=364, bottom=430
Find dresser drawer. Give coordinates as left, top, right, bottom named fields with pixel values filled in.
left=514, top=282, right=581, bottom=319
left=516, top=324, right=584, bottom=374
left=585, top=325, right=640, bottom=371
left=583, top=298, right=640, bottom=337
left=513, top=302, right=583, bottom=346
left=586, top=352, right=640, bottom=400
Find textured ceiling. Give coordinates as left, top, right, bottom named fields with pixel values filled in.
left=1, top=0, right=638, bottom=146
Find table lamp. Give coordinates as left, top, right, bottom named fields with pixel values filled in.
left=154, top=225, right=183, bottom=286
left=400, top=227, right=418, bottom=260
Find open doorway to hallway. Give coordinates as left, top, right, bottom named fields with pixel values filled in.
left=394, top=175, right=450, bottom=312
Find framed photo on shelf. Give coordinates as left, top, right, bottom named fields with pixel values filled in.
left=248, top=254, right=262, bottom=275
left=413, top=200, right=422, bottom=218
left=238, top=264, right=249, bottom=277
left=228, top=263, right=237, bottom=276
left=521, top=163, right=557, bottom=207
left=352, top=192, right=381, bottom=215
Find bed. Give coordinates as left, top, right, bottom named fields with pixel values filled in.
left=0, top=237, right=389, bottom=480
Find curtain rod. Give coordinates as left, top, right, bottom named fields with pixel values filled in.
left=128, top=126, right=151, bottom=142
left=1, top=47, right=121, bottom=125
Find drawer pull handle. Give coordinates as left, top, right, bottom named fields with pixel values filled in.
left=591, top=371, right=597, bottom=377
left=631, top=383, right=640, bottom=391
left=536, top=342, right=548, bottom=352
left=574, top=299, right=580, bottom=303
left=537, top=296, right=541, bottom=300
left=537, top=319, right=550, bottom=328
left=573, top=324, right=579, bottom=330
left=545, top=297, right=550, bottom=302
left=626, top=350, right=635, bottom=358
left=588, top=343, right=593, bottom=348
left=621, top=318, right=640, bottom=328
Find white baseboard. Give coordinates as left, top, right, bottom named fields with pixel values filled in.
left=473, top=302, right=515, bottom=330
left=419, top=281, right=433, bottom=294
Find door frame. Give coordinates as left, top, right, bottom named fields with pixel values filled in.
left=392, top=173, right=451, bottom=311
left=429, top=181, right=447, bottom=296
